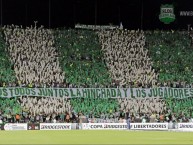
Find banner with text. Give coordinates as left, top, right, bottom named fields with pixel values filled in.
left=0, top=87, right=193, bottom=98
left=178, top=123, right=193, bottom=131
left=4, top=123, right=27, bottom=131
left=40, top=123, right=71, bottom=130
left=82, top=123, right=168, bottom=130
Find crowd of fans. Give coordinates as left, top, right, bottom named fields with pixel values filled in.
left=56, top=29, right=112, bottom=87
left=1, top=105, right=193, bottom=124
left=118, top=98, right=166, bottom=114
left=98, top=29, right=158, bottom=88
left=146, top=30, right=193, bottom=85
left=3, top=25, right=65, bottom=85
left=18, top=96, right=72, bottom=116
left=0, top=29, right=16, bottom=84
left=0, top=25, right=193, bottom=124
left=55, top=29, right=119, bottom=116
left=1, top=25, right=68, bottom=121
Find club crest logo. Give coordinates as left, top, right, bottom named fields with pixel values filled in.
left=159, top=4, right=175, bottom=24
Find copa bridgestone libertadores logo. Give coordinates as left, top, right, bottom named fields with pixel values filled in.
left=159, top=4, right=175, bottom=24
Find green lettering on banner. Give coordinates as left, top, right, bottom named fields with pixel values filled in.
left=82, top=89, right=87, bottom=98
left=31, top=88, right=36, bottom=96
left=190, top=89, right=193, bottom=96
left=15, top=88, right=20, bottom=96
left=178, top=89, right=183, bottom=99
left=123, top=89, right=127, bottom=98
left=47, top=88, right=53, bottom=97
left=26, top=88, right=31, bottom=95
left=87, top=89, right=91, bottom=98
left=106, top=89, right=111, bottom=98
left=141, top=89, right=146, bottom=98
left=70, top=89, right=76, bottom=98
left=158, top=88, right=163, bottom=97
left=64, top=89, right=69, bottom=96
left=0, top=87, right=193, bottom=98
left=136, top=89, right=141, bottom=98
left=76, top=88, right=81, bottom=98
left=117, top=89, right=122, bottom=98
left=101, top=89, right=106, bottom=98
left=42, top=88, right=48, bottom=96
left=59, top=89, right=64, bottom=97
left=173, top=89, right=179, bottom=98
left=96, top=89, right=101, bottom=97
left=152, top=88, right=158, bottom=97
left=90, top=89, right=96, bottom=98
left=8, top=88, right=13, bottom=97
left=130, top=88, right=135, bottom=98
left=53, top=88, right=58, bottom=97
left=4, top=88, right=8, bottom=96
left=38, top=88, right=43, bottom=96
left=3, top=88, right=8, bottom=97
left=19, top=88, right=25, bottom=95
left=168, top=88, right=173, bottom=98
left=111, top=89, right=116, bottom=98
left=184, top=88, right=189, bottom=98
left=163, top=88, right=168, bottom=98
left=148, top=88, right=153, bottom=97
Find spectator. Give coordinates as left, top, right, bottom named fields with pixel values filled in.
left=125, top=109, right=130, bottom=129
left=15, top=114, right=20, bottom=123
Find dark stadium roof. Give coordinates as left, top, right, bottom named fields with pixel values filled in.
left=0, top=0, right=193, bottom=30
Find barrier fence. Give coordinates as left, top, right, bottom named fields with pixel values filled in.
left=0, top=123, right=193, bottom=131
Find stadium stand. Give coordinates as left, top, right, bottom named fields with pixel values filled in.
left=0, top=25, right=193, bottom=123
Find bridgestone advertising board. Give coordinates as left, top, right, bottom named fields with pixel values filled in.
left=40, top=123, right=71, bottom=130
left=178, top=123, right=193, bottom=131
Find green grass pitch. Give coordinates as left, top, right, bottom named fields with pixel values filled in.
left=0, top=130, right=193, bottom=144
